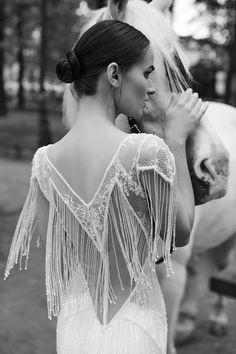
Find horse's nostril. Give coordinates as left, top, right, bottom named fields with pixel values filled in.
left=200, top=159, right=208, bottom=174
left=201, top=159, right=216, bottom=181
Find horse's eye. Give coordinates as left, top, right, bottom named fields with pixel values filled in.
left=145, top=70, right=154, bottom=79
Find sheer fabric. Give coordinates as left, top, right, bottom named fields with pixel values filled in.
left=5, top=133, right=176, bottom=354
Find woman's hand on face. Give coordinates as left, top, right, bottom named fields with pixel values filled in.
left=164, top=88, right=209, bottom=145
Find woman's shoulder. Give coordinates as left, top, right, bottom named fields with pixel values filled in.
left=127, top=132, right=169, bottom=148
left=30, top=143, right=55, bottom=183
left=32, top=139, right=65, bottom=170
left=123, top=132, right=173, bottom=165
left=137, top=133, right=171, bottom=159
left=32, top=143, right=51, bottom=165
left=137, top=133, right=176, bottom=183
left=141, top=133, right=169, bottom=149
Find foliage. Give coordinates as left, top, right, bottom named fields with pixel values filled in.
left=182, top=0, right=236, bottom=104
left=193, top=0, right=236, bottom=45
left=4, top=0, right=85, bottom=86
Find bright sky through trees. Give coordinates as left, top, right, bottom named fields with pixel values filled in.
left=173, top=0, right=210, bottom=38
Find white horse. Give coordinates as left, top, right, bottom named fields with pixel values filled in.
left=155, top=102, right=236, bottom=354
left=63, top=1, right=232, bottom=353
left=172, top=102, right=236, bottom=349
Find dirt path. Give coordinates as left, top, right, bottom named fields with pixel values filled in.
left=178, top=296, right=236, bottom=354
left=0, top=158, right=236, bottom=354
left=0, top=158, right=56, bottom=353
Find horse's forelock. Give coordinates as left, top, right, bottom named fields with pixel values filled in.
left=123, top=1, right=190, bottom=89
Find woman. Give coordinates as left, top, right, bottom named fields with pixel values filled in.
left=5, top=20, right=208, bottom=353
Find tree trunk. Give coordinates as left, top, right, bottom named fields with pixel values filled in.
left=225, top=0, right=236, bottom=106
left=17, top=4, right=25, bottom=110
left=0, top=0, right=7, bottom=117
left=38, top=0, right=52, bottom=147
left=226, top=47, right=236, bottom=106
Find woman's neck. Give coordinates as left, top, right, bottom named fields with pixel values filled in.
left=73, top=93, right=117, bottom=131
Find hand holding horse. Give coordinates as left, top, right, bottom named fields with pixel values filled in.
left=164, top=88, right=209, bottom=145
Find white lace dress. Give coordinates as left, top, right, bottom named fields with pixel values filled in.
left=5, top=133, right=176, bottom=354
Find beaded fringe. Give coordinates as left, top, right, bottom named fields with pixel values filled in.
left=139, top=168, right=176, bottom=276
left=5, top=169, right=176, bottom=322
left=5, top=178, right=39, bottom=279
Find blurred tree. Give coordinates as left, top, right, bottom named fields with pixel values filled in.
left=0, top=0, right=7, bottom=117
left=38, top=0, right=52, bottom=147
left=3, top=0, right=81, bottom=141
left=46, top=0, right=81, bottom=81
left=39, top=0, right=47, bottom=95
left=5, top=0, right=81, bottom=100
left=5, top=0, right=40, bottom=109
left=38, top=0, right=82, bottom=147
left=16, top=3, right=27, bottom=109
left=194, top=0, right=236, bottom=105
left=16, top=4, right=24, bottom=109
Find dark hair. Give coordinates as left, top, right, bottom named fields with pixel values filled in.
left=56, top=20, right=150, bottom=96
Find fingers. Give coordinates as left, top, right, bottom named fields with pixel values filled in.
left=191, top=97, right=202, bottom=115
left=199, top=101, right=209, bottom=119
left=183, top=89, right=198, bottom=107
left=191, top=99, right=209, bottom=121
left=177, top=89, right=198, bottom=110
left=182, top=87, right=193, bottom=99
left=169, top=89, right=192, bottom=109
left=182, top=88, right=193, bottom=98
left=168, top=88, right=209, bottom=123
left=189, top=92, right=199, bottom=107
left=169, top=92, right=178, bottom=106
left=180, top=89, right=209, bottom=120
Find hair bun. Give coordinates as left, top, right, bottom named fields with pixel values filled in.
left=56, top=51, right=82, bottom=83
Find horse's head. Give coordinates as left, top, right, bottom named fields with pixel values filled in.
left=131, top=41, right=229, bottom=205
left=186, top=115, right=229, bottom=205
left=63, top=0, right=229, bottom=204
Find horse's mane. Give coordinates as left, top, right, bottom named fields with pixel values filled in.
left=63, top=0, right=190, bottom=129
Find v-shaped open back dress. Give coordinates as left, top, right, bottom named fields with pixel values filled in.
left=5, top=133, right=176, bottom=354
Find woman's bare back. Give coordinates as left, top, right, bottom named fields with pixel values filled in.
left=47, top=129, right=129, bottom=204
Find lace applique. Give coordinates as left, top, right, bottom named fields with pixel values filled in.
left=31, top=148, right=51, bottom=200
left=63, top=156, right=145, bottom=240
left=140, top=135, right=176, bottom=184
left=117, top=162, right=145, bottom=199
left=148, top=149, right=175, bottom=182
left=63, top=185, right=112, bottom=240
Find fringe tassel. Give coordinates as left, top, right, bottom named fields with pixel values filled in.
left=45, top=181, right=107, bottom=320
left=4, top=178, right=39, bottom=279
left=139, top=169, right=176, bottom=276
left=5, top=156, right=176, bottom=327
left=45, top=182, right=152, bottom=323
left=108, top=187, right=145, bottom=286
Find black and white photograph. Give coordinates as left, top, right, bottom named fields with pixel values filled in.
left=0, top=0, right=236, bottom=353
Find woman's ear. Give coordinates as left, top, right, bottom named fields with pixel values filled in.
left=107, top=62, right=121, bottom=88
